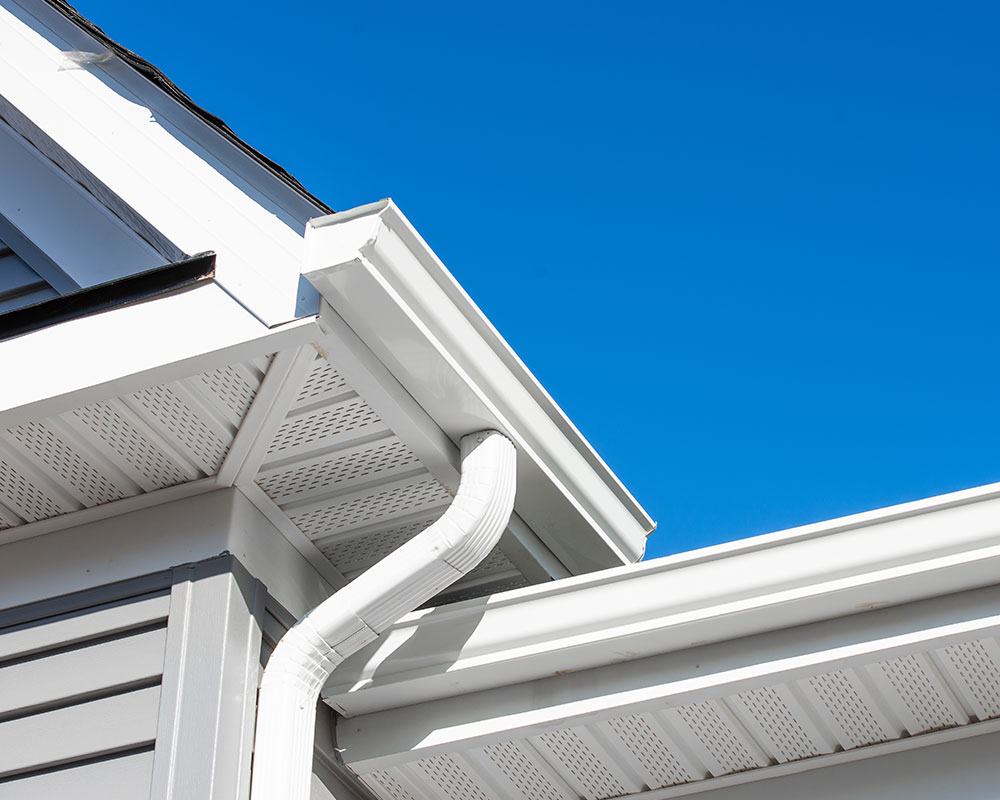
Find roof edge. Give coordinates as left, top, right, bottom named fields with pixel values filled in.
left=42, top=0, right=333, bottom=216
left=304, top=200, right=654, bottom=574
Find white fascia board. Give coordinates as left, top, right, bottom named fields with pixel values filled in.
left=324, top=481, right=1000, bottom=716
left=0, top=281, right=322, bottom=428
left=303, top=200, right=654, bottom=574
left=336, top=584, right=1000, bottom=768
left=0, top=0, right=325, bottom=325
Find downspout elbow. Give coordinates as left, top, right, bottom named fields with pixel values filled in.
left=250, top=430, right=516, bottom=799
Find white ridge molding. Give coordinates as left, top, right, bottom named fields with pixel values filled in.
left=303, top=199, right=654, bottom=575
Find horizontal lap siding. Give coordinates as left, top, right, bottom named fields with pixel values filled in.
left=0, top=751, right=155, bottom=800
left=0, top=686, right=161, bottom=777
left=0, top=585, right=170, bottom=798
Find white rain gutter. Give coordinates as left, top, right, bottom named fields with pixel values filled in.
left=303, top=199, right=653, bottom=573
left=326, top=479, right=1000, bottom=716
left=249, top=430, right=516, bottom=800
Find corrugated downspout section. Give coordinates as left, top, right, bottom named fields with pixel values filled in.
left=250, top=430, right=516, bottom=800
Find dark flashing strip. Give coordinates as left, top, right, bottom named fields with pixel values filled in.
left=42, top=0, right=334, bottom=217
left=0, top=252, right=215, bottom=341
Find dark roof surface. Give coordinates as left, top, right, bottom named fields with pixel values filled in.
left=45, top=0, right=334, bottom=215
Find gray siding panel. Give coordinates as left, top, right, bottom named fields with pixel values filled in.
left=0, top=685, right=160, bottom=778
left=0, top=577, right=170, bottom=798
left=0, top=626, right=167, bottom=718
left=0, top=750, right=154, bottom=800
left=0, top=592, right=169, bottom=662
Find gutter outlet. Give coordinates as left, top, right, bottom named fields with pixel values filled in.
left=250, top=430, right=516, bottom=799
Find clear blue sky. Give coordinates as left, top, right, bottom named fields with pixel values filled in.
left=75, top=1, right=1000, bottom=559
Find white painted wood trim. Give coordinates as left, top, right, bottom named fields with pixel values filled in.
left=0, top=476, right=220, bottom=548
left=0, top=114, right=163, bottom=288
left=150, top=557, right=266, bottom=800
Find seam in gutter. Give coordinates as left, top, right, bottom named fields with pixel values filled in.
left=249, top=430, right=516, bottom=800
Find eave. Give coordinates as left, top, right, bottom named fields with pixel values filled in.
left=0, top=0, right=328, bottom=325
left=326, top=483, right=1000, bottom=798
left=304, top=200, right=654, bottom=573
left=2, top=0, right=655, bottom=573
left=0, top=224, right=648, bottom=597
left=5, top=0, right=642, bottom=564
left=0, top=280, right=320, bottom=430
left=339, top=587, right=1000, bottom=798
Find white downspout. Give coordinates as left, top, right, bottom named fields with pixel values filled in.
left=250, top=430, right=516, bottom=800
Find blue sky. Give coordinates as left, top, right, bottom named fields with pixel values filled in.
left=75, top=1, right=1000, bottom=559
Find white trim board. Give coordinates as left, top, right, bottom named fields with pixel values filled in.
left=0, top=488, right=335, bottom=619
left=0, top=282, right=322, bottom=427
left=338, top=585, right=1000, bottom=761
left=0, top=0, right=325, bottom=324
left=0, top=92, right=184, bottom=266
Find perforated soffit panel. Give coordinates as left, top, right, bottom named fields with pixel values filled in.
left=0, top=347, right=528, bottom=600
left=351, top=635, right=1000, bottom=800
left=0, top=356, right=270, bottom=524
left=254, top=351, right=526, bottom=598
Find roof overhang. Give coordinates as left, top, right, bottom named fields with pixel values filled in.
left=0, top=280, right=321, bottom=429
left=326, top=479, right=1000, bottom=715
left=304, top=200, right=654, bottom=573
left=1, top=0, right=654, bottom=575
left=338, top=584, right=1000, bottom=797
left=0, top=193, right=654, bottom=589
left=325, top=481, right=1000, bottom=798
